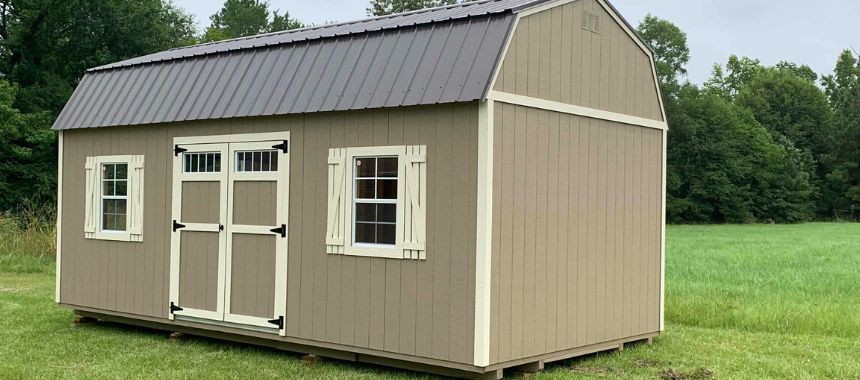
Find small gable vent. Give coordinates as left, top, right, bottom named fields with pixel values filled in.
left=582, top=11, right=600, bottom=33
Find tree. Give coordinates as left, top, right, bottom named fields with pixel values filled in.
left=367, top=0, right=457, bottom=17
left=822, top=50, right=860, bottom=217
left=636, top=14, right=689, bottom=97
left=203, top=0, right=304, bottom=42
left=704, top=55, right=764, bottom=100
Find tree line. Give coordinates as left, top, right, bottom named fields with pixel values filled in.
left=0, top=0, right=856, bottom=224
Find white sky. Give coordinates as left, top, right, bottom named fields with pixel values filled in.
left=173, top=0, right=860, bottom=84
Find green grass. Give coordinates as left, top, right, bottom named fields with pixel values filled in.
left=1, top=223, right=859, bottom=379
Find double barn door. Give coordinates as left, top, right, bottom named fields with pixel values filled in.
left=168, top=133, right=289, bottom=335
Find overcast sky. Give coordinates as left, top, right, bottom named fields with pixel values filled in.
left=173, top=0, right=859, bottom=84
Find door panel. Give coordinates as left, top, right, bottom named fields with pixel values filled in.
left=169, top=136, right=289, bottom=335
left=229, top=234, right=277, bottom=318
left=178, top=231, right=221, bottom=312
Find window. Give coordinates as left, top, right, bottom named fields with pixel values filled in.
left=84, top=155, right=144, bottom=242
left=235, top=150, right=278, bottom=172
left=326, top=146, right=426, bottom=260
left=101, top=163, right=128, bottom=231
left=184, top=152, right=221, bottom=173
left=353, top=157, right=398, bottom=246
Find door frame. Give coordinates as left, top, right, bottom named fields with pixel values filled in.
left=168, top=132, right=290, bottom=337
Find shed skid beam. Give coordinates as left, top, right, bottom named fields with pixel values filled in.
left=73, top=315, right=98, bottom=326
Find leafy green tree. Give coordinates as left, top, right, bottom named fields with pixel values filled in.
left=636, top=14, right=689, bottom=98
left=203, top=0, right=304, bottom=42
left=822, top=50, right=860, bottom=217
left=367, top=0, right=458, bottom=16
left=704, top=56, right=764, bottom=100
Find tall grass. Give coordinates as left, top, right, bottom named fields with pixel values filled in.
left=0, top=205, right=56, bottom=273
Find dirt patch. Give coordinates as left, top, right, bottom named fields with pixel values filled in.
left=0, top=287, right=30, bottom=293
left=659, top=368, right=715, bottom=380
left=635, top=358, right=661, bottom=368
left=571, top=365, right=609, bottom=375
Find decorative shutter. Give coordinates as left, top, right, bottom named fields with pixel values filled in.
left=402, top=145, right=427, bottom=259
left=84, top=157, right=98, bottom=239
left=326, top=148, right=347, bottom=254
left=128, top=155, right=145, bottom=242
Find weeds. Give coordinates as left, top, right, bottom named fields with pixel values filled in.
left=0, top=204, right=56, bottom=273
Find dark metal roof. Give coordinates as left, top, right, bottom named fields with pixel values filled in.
left=52, top=0, right=548, bottom=130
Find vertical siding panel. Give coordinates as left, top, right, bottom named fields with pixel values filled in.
left=549, top=7, right=563, bottom=103
left=499, top=103, right=516, bottom=361
left=510, top=105, right=526, bottom=359
left=339, top=125, right=358, bottom=347
left=582, top=119, right=596, bottom=345
left=489, top=105, right=502, bottom=364
left=501, top=30, right=517, bottom=94
left=286, top=117, right=304, bottom=338
left=579, top=4, right=593, bottom=110
left=542, top=111, right=557, bottom=353
left=538, top=10, right=552, bottom=100
left=299, top=116, right=317, bottom=339
left=596, top=122, right=609, bottom=342
left=515, top=17, right=529, bottom=97
left=556, top=115, right=570, bottom=349
left=369, top=111, right=389, bottom=351
left=313, top=116, right=330, bottom=342
left=632, top=127, right=644, bottom=334
left=414, top=106, right=435, bottom=359
left=523, top=108, right=538, bottom=356
left=599, top=11, right=611, bottom=111
left=570, top=1, right=583, bottom=106
left=385, top=109, right=404, bottom=353
left=326, top=114, right=345, bottom=344
left=605, top=123, right=618, bottom=340
left=399, top=108, right=420, bottom=355
left=559, top=4, right=572, bottom=104
left=431, top=105, right=452, bottom=360
left=527, top=16, right=540, bottom=99
left=449, top=105, right=469, bottom=362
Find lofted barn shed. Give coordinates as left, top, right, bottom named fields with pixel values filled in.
left=53, top=0, right=667, bottom=377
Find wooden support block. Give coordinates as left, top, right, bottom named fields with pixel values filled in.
left=618, top=342, right=625, bottom=351
left=511, top=359, right=545, bottom=375
left=473, top=369, right=503, bottom=380
left=302, top=354, right=320, bottom=365
left=168, top=332, right=185, bottom=342
left=73, top=315, right=97, bottom=326
left=646, top=337, right=654, bottom=345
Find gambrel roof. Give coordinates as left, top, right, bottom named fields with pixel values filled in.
left=53, top=0, right=559, bottom=130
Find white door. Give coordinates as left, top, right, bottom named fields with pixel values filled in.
left=169, top=133, right=290, bottom=336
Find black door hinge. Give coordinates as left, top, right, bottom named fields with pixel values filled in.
left=170, top=302, right=183, bottom=314
left=269, top=224, right=286, bottom=238
left=172, top=220, right=186, bottom=232
left=267, top=316, right=284, bottom=329
left=272, top=140, right=288, bottom=154
left=174, top=145, right=188, bottom=156
left=219, top=224, right=224, bottom=231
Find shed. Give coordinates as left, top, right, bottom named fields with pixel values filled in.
left=53, top=0, right=667, bottom=377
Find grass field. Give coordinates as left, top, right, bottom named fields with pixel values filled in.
left=1, top=222, right=859, bottom=379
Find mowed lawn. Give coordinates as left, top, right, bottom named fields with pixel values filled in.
left=1, top=224, right=859, bottom=379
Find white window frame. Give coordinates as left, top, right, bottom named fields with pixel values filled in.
left=343, top=146, right=406, bottom=259
left=92, top=155, right=136, bottom=242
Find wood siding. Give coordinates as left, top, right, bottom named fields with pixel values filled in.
left=488, top=102, right=663, bottom=364
left=232, top=181, right=277, bottom=226
left=59, top=103, right=478, bottom=365
left=178, top=231, right=220, bottom=312
left=229, top=234, right=277, bottom=318
left=493, top=0, right=664, bottom=121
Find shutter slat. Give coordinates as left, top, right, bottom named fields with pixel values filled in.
left=84, top=157, right=97, bottom=238
left=326, top=148, right=347, bottom=254
left=403, top=145, right=427, bottom=259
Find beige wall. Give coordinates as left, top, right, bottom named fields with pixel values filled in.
left=493, top=0, right=664, bottom=122
left=488, top=101, right=663, bottom=364
left=59, top=103, right=478, bottom=365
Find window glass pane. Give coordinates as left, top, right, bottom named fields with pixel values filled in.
left=115, top=164, right=127, bottom=179
left=377, top=158, right=398, bottom=177
left=103, top=213, right=112, bottom=231
left=244, top=153, right=253, bottom=172
left=253, top=151, right=262, bottom=171
left=103, top=181, right=114, bottom=196
left=355, top=222, right=376, bottom=244
left=115, top=199, right=127, bottom=214
left=356, top=158, right=375, bottom=178
left=115, top=180, right=127, bottom=196
left=214, top=154, right=221, bottom=172
left=378, top=204, right=396, bottom=223
left=262, top=151, right=270, bottom=171
left=377, top=180, right=397, bottom=199
left=115, top=211, right=126, bottom=231
left=377, top=224, right=396, bottom=245
left=270, top=153, right=278, bottom=171
left=185, top=155, right=192, bottom=172
left=356, top=179, right=375, bottom=199
left=355, top=203, right=376, bottom=222
left=103, top=164, right=115, bottom=180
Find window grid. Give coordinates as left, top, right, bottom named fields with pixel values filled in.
left=101, top=163, right=128, bottom=232
left=353, top=156, right=398, bottom=246
left=183, top=152, right=221, bottom=173
left=235, top=150, right=279, bottom=172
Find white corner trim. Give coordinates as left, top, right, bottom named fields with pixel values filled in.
left=55, top=130, right=63, bottom=303
left=488, top=90, right=668, bottom=130
left=518, top=0, right=576, bottom=17
left=474, top=99, right=494, bottom=367
left=659, top=129, right=667, bottom=331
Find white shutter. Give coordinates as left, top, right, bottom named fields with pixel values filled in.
left=402, top=145, right=427, bottom=260
left=326, top=148, right=347, bottom=254
left=128, top=155, right=145, bottom=242
left=84, top=157, right=98, bottom=239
